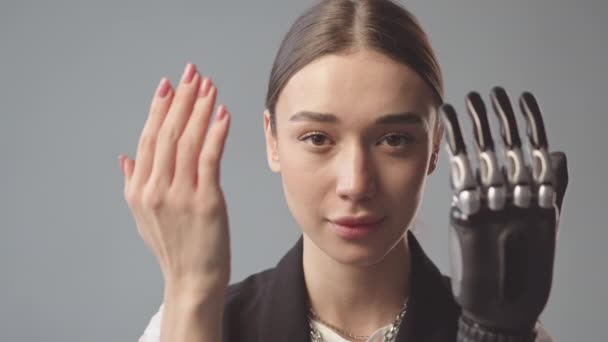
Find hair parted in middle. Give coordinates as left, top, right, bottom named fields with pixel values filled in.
left=264, top=0, right=443, bottom=134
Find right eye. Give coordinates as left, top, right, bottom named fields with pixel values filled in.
left=300, top=132, right=332, bottom=146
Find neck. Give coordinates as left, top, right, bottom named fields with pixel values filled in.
left=302, top=233, right=412, bottom=338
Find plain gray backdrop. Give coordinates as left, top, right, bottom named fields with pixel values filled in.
left=1, top=0, right=606, bottom=340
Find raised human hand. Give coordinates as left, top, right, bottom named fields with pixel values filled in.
left=440, top=87, right=568, bottom=341
left=119, top=63, right=232, bottom=296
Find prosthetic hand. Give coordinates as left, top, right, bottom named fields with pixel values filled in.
left=440, top=87, right=568, bottom=342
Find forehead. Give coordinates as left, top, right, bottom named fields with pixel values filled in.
left=275, top=49, right=434, bottom=120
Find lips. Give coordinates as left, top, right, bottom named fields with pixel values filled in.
left=330, top=215, right=385, bottom=228
left=328, top=215, right=385, bottom=239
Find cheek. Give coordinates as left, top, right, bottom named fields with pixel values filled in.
left=277, top=145, right=329, bottom=224
left=275, top=135, right=433, bottom=228
left=377, top=147, right=432, bottom=213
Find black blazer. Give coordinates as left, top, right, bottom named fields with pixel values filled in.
left=221, top=231, right=462, bottom=341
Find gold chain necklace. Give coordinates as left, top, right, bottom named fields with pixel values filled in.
left=308, top=299, right=408, bottom=342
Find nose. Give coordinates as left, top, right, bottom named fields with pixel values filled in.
left=335, top=144, right=377, bottom=201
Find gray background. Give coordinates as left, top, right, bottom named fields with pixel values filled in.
left=1, top=0, right=606, bottom=340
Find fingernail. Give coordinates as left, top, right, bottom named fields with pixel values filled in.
left=215, top=105, right=227, bottom=121
left=198, top=78, right=211, bottom=97
left=181, top=63, right=196, bottom=84
left=156, top=78, right=171, bottom=98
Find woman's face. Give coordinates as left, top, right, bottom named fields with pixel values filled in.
left=264, top=49, right=442, bottom=266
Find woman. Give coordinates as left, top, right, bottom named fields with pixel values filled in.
left=121, top=0, right=558, bottom=341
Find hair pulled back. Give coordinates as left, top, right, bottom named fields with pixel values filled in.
left=265, top=0, right=443, bottom=134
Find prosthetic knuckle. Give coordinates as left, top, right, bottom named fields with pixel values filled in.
left=440, top=87, right=557, bottom=217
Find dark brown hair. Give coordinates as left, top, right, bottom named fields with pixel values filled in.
left=265, top=0, right=443, bottom=134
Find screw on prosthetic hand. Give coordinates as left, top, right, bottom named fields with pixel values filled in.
left=440, top=87, right=568, bottom=341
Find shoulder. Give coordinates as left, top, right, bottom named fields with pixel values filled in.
left=440, top=274, right=454, bottom=292
left=137, top=267, right=278, bottom=342
left=222, top=267, right=278, bottom=340
left=224, top=267, right=276, bottom=313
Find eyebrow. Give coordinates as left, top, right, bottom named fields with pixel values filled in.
left=288, top=111, right=424, bottom=125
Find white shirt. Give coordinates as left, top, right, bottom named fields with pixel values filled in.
left=138, top=303, right=554, bottom=342
left=310, top=318, right=396, bottom=342
left=137, top=303, right=394, bottom=342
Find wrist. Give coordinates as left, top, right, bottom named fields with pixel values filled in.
left=164, top=271, right=228, bottom=298
left=457, top=315, right=536, bottom=342
left=160, top=284, right=225, bottom=342
left=164, top=280, right=227, bottom=306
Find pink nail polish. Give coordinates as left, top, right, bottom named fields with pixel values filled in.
left=156, top=78, right=171, bottom=98
left=181, top=63, right=196, bottom=84
left=198, top=78, right=211, bottom=97
left=216, top=105, right=227, bottom=121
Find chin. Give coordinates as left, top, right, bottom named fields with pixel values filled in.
left=328, top=248, right=387, bottom=267
left=320, top=230, right=404, bottom=267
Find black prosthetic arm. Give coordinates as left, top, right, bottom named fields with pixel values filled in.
left=440, top=88, right=568, bottom=342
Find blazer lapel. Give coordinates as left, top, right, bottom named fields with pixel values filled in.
left=257, top=232, right=460, bottom=342
left=258, top=237, right=311, bottom=342
left=395, top=231, right=461, bottom=341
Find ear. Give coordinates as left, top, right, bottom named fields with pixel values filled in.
left=427, top=118, right=444, bottom=175
left=263, top=109, right=281, bottom=173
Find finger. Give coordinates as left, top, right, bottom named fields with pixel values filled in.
left=131, top=77, right=175, bottom=188
left=121, top=155, right=135, bottom=197
left=440, top=104, right=480, bottom=216
left=519, top=92, right=554, bottom=208
left=174, top=78, right=217, bottom=189
left=118, top=154, right=126, bottom=177
left=466, top=91, right=495, bottom=152
left=550, top=151, right=568, bottom=240
left=441, top=104, right=467, bottom=156
left=125, top=158, right=135, bottom=182
left=490, top=87, right=532, bottom=208
left=198, top=105, right=231, bottom=185
left=519, top=92, right=548, bottom=149
left=490, top=87, right=522, bottom=149
left=150, top=63, right=201, bottom=188
left=550, top=151, right=568, bottom=212
left=465, top=92, right=505, bottom=210
left=119, top=154, right=127, bottom=189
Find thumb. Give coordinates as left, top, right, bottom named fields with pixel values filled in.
left=119, top=154, right=135, bottom=190
left=550, top=151, right=568, bottom=213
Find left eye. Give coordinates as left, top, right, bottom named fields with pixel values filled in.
left=380, top=134, right=412, bottom=147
